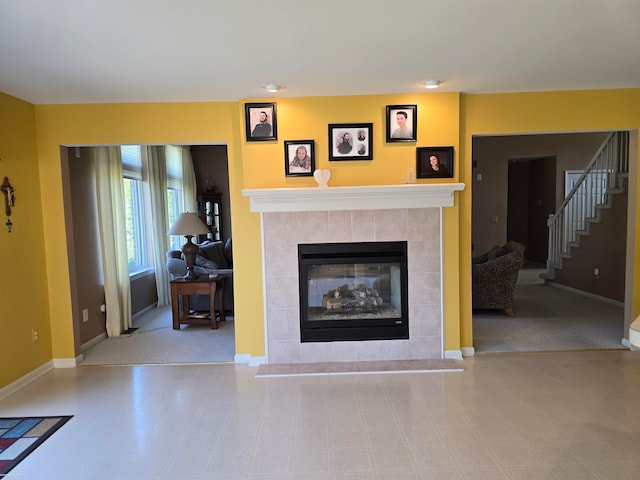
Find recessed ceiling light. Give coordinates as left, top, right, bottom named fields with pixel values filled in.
left=263, top=83, right=281, bottom=93
left=424, top=80, right=440, bottom=89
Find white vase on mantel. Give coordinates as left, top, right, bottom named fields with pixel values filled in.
left=313, top=169, right=331, bottom=188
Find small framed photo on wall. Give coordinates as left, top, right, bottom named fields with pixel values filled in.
left=245, top=102, right=278, bottom=141
left=284, top=140, right=315, bottom=177
left=386, top=105, right=417, bottom=142
left=328, top=123, right=373, bottom=161
left=416, top=146, right=454, bottom=178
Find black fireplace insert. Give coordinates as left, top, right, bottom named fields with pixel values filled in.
left=298, top=241, right=408, bottom=342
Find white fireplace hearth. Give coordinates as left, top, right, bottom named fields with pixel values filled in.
left=242, top=184, right=464, bottom=364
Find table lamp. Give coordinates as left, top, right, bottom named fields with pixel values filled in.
left=168, top=212, right=210, bottom=279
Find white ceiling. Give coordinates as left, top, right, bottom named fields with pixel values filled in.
left=2, top=0, right=640, bottom=104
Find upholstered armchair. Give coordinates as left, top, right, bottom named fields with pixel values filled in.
left=472, top=241, right=526, bottom=317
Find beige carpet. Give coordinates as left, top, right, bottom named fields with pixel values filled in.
left=473, top=267, right=626, bottom=354
left=80, top=306, right=235, bottom=365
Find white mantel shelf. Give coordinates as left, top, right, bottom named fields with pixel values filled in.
left=242, top=183, right=465, bottom=213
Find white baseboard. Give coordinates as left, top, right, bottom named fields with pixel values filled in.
left=461, top=346, right=475, bottom=357
left=621, top=338, right=635, bottom=349
left=132, top=303, right=158, bottom=321
left=234, top=353, right=251, bottom=364
left=0, top=360, right=54, bottom=401
left=53, top=358, right=77, bottom=368
left=627, top=328, right=640, bottom=350
left=546, top=282, right=624, bottom=307
left=444, top=350, right=463, bottom=360
left=81, top=332, right=107, bottom=353
left=234, top=354, right=266, bottom=366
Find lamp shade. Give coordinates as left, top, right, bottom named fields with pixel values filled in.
left=168, top=212, right=210, bottom=236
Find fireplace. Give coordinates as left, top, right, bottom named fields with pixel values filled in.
left=242, top=183, right=465, bottom=364
left=299, top=241, right=408, bottom=342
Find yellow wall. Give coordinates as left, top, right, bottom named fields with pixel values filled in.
left=3, top=87, right=640, bottom=388
left=459, top=89, right=640, bottom=348
left=0, top=93, right=52, bottom=387
left=32, top=93, right=462, bottom=362
left=34, top=102, right=246, bottom=359
left=239, top=93, right=463, bottom=354
left=241, top=94, right=460, bottom=187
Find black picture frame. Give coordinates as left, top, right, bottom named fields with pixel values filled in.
left=386, top=105, right=417, bottom=142
left=328, top=123, right=373, bottom=161
left=416, top=146, right=454, bottom=178
left=284, top=140, right=315, bottom=177
left=245, top=102, right=278, bottom=141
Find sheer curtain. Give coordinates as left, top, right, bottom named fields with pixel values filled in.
left=144, top=146, right=171, bottom=307
left=94, top=146, right=132, bottom=337
left=181, top=146, right=197, bottom=213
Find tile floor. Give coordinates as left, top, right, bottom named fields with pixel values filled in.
left=1, top=350, right=639, bottom=479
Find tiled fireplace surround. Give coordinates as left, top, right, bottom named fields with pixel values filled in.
left=243, top=184, right=464, bottom=364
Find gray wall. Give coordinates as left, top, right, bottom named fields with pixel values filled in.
left=552, top=182, right=627, bottom=301
left=65, top=147, right=163, bottom=347
left=472, top=131, right=627, bottom=302
left=472, top=132, right=610, bottom=254
left=131, top=272, right=158, bottom=315
left=65, top=145, right=231, bottom=349
left=66, top=148, right=107, bottom=346
left=191, top=145, right=232, bottom=241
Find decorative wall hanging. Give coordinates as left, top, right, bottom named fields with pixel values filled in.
left=284, top=140, right=315, bottom=177
left=386, top=104, right=417, bottom=142
left=416, top=147, right=454, bottom=178
left=328, top=123, right=373, bottom=161
left=245, top=102, right=278, bottom=142
left=1, top=176, right=15, bottom=232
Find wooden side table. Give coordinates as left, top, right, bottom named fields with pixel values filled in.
left=170, top=275, right=226, bottom=330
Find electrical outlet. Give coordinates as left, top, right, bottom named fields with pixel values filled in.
left=32, top=329, right=38, bottom=343
left=82, top=308, right=89, bottom=323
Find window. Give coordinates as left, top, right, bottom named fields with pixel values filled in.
left=121, top=145, right=149, bottom=273
left=120, top=145, right=187, bottom=268
left=166, top=146, right=184, bottom=251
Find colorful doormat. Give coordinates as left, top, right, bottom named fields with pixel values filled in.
left=0, top=416, right=72, bottom=475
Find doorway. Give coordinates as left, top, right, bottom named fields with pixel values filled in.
left=472, top=131, right=628, bottom=353
left=64, top=144, right=235, bottom=364
left=507, top=156, right=556, bottom=265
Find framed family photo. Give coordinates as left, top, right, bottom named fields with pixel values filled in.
left=416, top=146, right=454, bottom=178
left=245, top=102, right=278, bottom=142
left=284, top=140, right=315, bottom=177
left=328, top=123, right=373, bottom=161
left=386, top=105, right=417, bottom=142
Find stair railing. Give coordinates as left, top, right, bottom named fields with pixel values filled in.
left=546, top=131, right=629, bottom=272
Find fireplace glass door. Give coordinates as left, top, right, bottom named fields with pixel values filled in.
left=299, top=242, right=408, bottom=342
